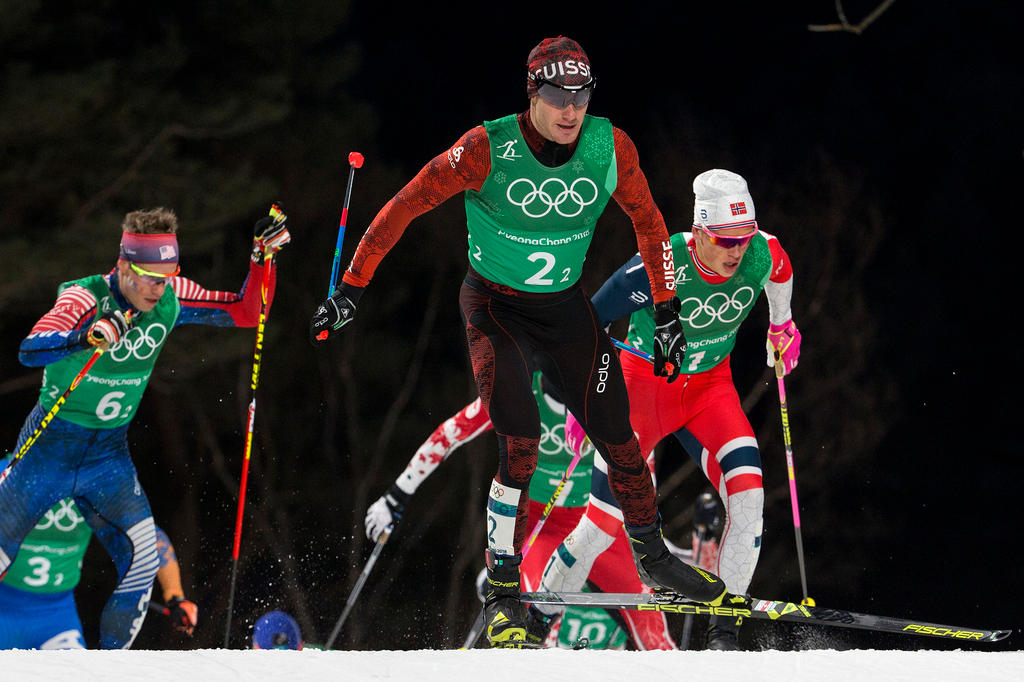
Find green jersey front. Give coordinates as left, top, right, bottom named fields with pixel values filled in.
left=465, top=114, right=617, bottom=292
left=559, top=594, right=628, bottom=650
left=528, top=373, right=593, bottom=508
left=39, top=274, right=180, bottom=428
left=2, top=499, right=92, bottom=594
left=627, top=232, right=772, bottom=373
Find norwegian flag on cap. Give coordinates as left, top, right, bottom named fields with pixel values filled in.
left=692, top=169, right=757, bottom=229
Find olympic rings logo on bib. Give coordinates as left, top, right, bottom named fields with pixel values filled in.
left=679, top=287, right=756, bottom=328
left=506, top=177, right=599, bottom=218
left=35, top=499, right=86, bottom=531
left=539, top=421, right=567, bottom=456
left=109, top=323, right=168, bottom=362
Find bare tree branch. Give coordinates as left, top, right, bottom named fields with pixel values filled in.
left=0, top=371, right=41, bottom=398
left=808, top=0, right=896, bottom=34
left=71, top=119, right=276, bottom=227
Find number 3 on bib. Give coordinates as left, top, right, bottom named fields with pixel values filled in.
left=525, top=251, right=571, bottom=286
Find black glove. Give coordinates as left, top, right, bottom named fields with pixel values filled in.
left=652, top=298, right=685, bottom=383
left=310, top=282, right=362, bottom=345
left=166, top=596, right=199, bottom=636
left=252, top=204, right=291, bottom=261
left=87, top=310, right=133, bottom=347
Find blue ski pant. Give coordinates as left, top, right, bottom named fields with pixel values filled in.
left=0, top=404, right=159, bottom=649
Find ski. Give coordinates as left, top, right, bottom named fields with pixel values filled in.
left=521, top=592, right=1012, bottom=644
left=487, top=637, right=589, bottom=650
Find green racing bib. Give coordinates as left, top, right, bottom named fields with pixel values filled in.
left=465, top=114, right=616, bottom=292
left=527, top=373, right=594, bottom=508
left=627, top=232, right=772, bottom=374
left=39, top=274, right=180, bottom=428
left=2, top=498, right=92, bottom=594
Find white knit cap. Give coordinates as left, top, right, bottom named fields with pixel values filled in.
left=692, top=169, right=757, bottom=230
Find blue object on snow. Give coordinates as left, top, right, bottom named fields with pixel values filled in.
left=253, top=610, right=303, bottom=650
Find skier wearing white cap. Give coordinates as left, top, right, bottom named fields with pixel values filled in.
left=537, top=169, right=801, bottom=650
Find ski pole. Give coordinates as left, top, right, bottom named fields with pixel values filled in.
left=522, top=446, right=586, bottom=557
left=679, top=492, right=718, bottom=649
left=327, top=152, right=364, bottom=297
left=774, top=352, right=814, bottom=606
left=224, top=204, right=284, bottom=647
left=609, top=337, right=675, bottom=375
left=462, top=444, right=585, bottom=648
left=1, top=344, right=106, bottom=487
left=325, top=525, right=392, bottom=650
left=678, top=534, right=704, bottom=650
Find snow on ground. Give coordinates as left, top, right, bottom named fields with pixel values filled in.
left=0, top=648, right=1020, bottom=682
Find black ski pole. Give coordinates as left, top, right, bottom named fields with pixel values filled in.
left=679, top=534, right=706, bottom=649
left=679, top=492, right=719, bottom=649
left=325, top=524, right=392, bottom=650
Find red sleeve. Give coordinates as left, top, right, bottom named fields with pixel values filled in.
left=343, top=127, right=492, bottom=289
left=766, top=235, right=793, bottom=283
left=171, top=257, right=278, bottom=327
left=609, top=127, right=674, bottom=304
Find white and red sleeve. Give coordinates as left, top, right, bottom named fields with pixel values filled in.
left=393, top=398, right=493, bottom=496
left=19, top=285, right=98, bottom=367
left=762, top=232, right=795, bottom=325
left=28, top=285, right=97, bottom=335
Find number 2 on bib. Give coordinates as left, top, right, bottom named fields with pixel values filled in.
left=525, top=251, right=571, bottom=286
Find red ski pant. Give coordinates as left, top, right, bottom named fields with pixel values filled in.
left=619, top=352, right=761, bottom=499
left=521, top=500, right=676, bottom=650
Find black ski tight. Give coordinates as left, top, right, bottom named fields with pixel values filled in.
left=459, top=268, right=657, bottom=551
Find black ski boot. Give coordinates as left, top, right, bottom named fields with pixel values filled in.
left=525, top=605, right=555, bottom=647
left=626, top=520, right=728, bottom=603
left=483, top=551, right=527, bottom=648
left=706, top=613, right=743, bottom=651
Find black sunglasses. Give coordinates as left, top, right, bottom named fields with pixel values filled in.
left=532, top=76, right=596, bottom=109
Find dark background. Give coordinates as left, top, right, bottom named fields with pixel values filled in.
left=1, top=1, right=1020, bottom=651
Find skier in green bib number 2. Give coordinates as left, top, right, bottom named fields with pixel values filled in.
left=310, top=36, right=741, bottom=647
